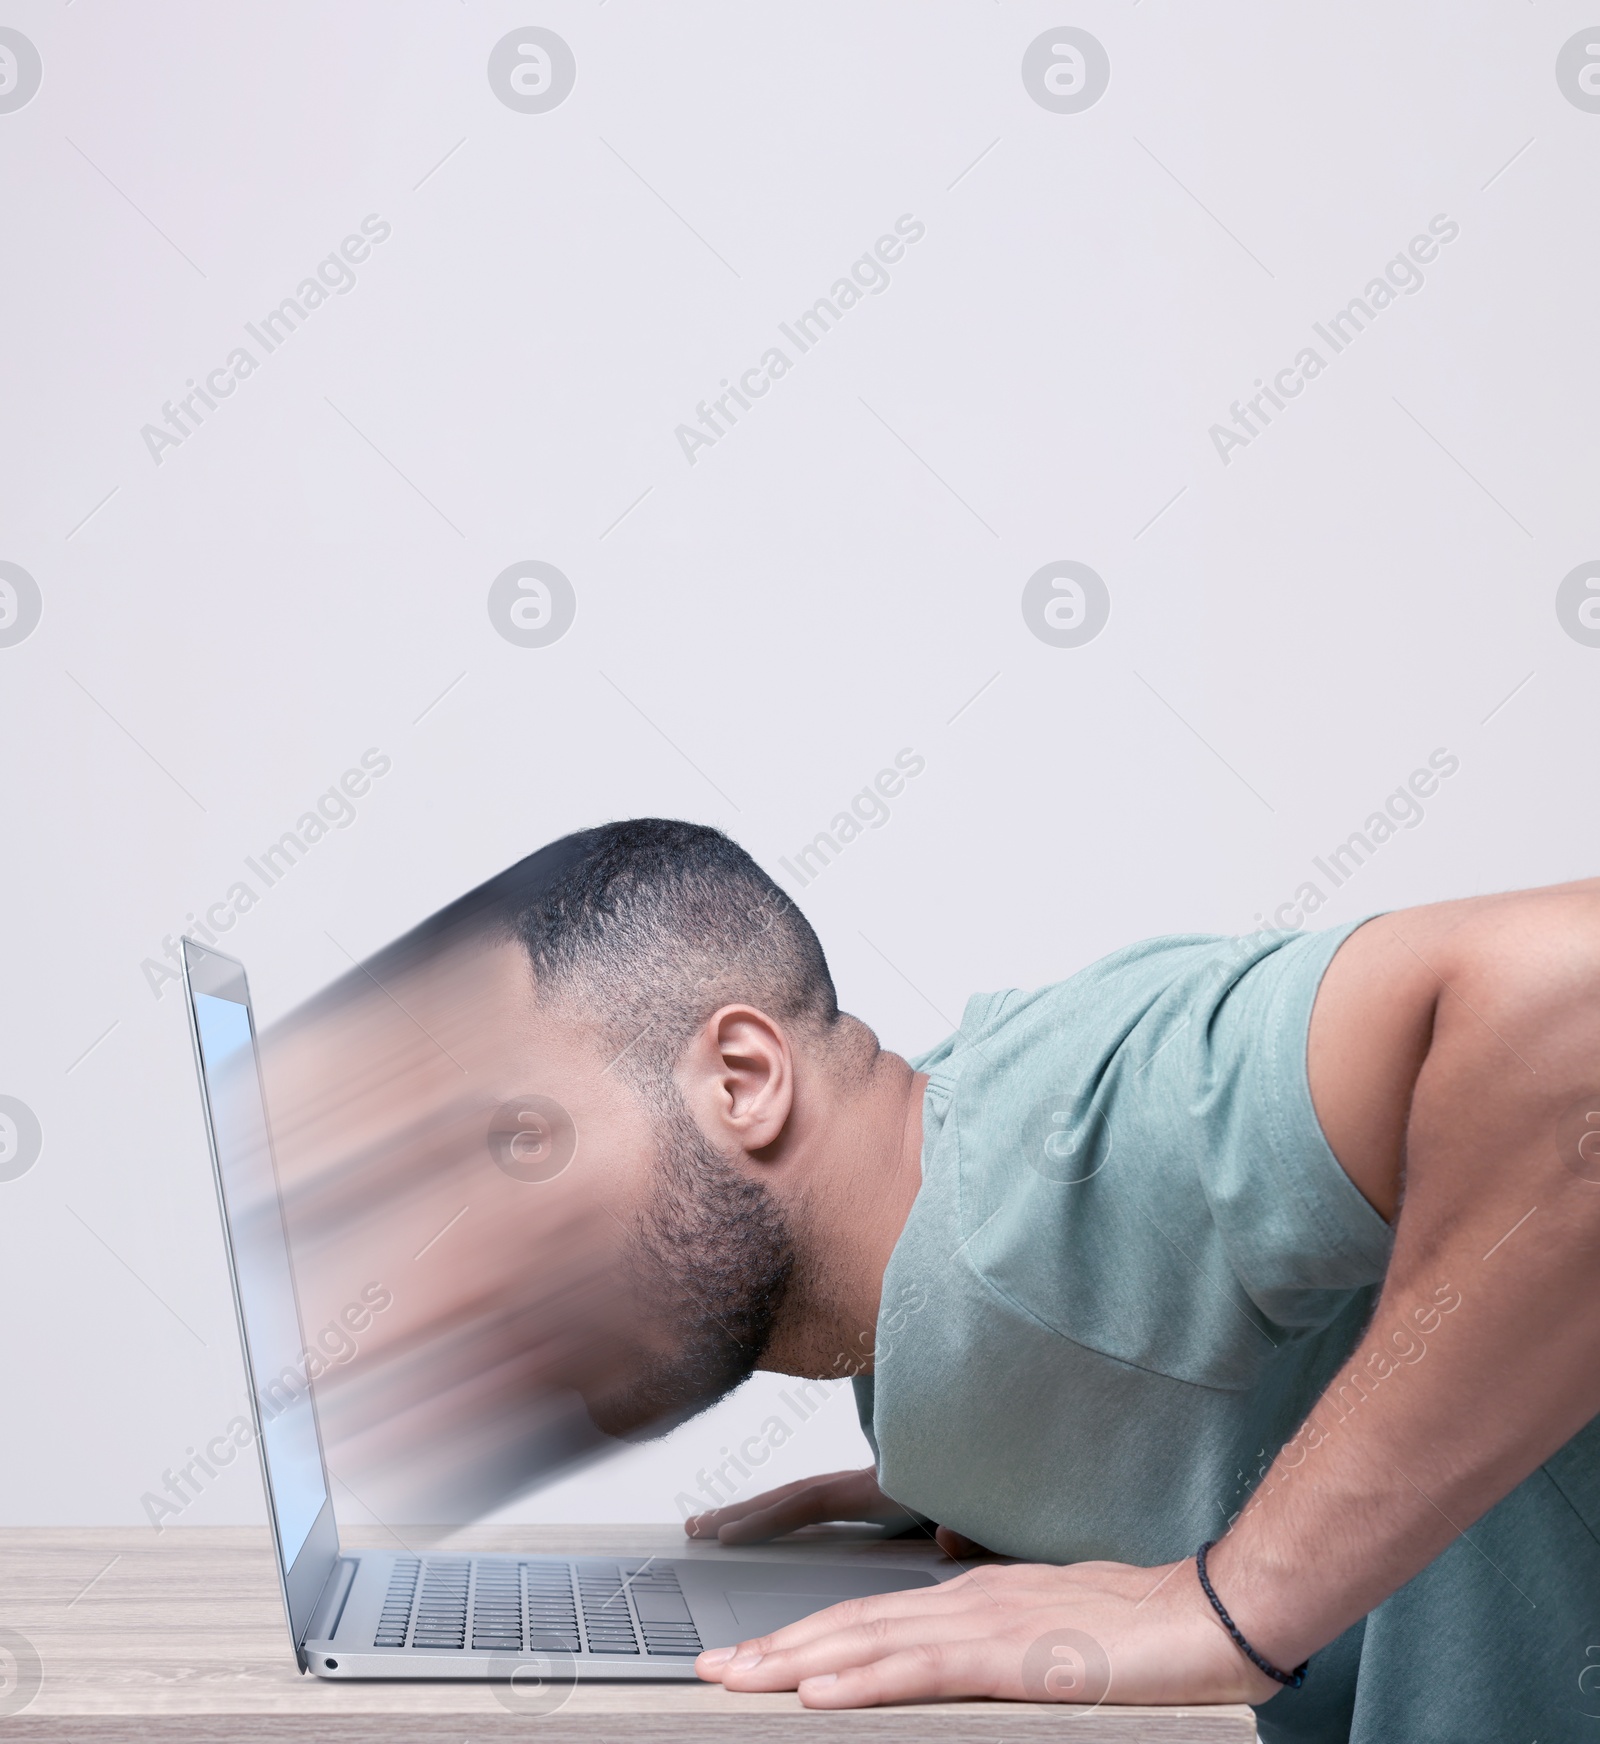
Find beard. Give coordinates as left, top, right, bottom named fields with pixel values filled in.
left=584, top=1094, right=797, bottom=1440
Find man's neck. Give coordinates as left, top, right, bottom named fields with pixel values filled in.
left=759, top=1048, right=927, bottom=1380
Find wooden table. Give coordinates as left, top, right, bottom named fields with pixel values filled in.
left=0, top=1526, right=1256, bottom=1740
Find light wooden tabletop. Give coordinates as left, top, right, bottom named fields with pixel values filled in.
left=0, top=1525, right=1257, bottom=1740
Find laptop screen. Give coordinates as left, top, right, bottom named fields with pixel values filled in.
left=192, top=985, right=330, bottom=1570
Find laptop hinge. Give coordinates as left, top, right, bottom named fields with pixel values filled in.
left=304, top=1555, right=359, bottom=1648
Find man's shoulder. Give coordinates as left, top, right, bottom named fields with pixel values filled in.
left=910, top=925, right=1319, bottom=1081
left=905, top=919, right=1393, bottom=1325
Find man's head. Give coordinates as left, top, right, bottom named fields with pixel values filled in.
left=266, top=819, right=926, bottom=1519
left=495, top=820, right=860, bottom=1429
left=345, top=819, right=876, bottom=1436
left=502, top=818, right=842, bottom=1103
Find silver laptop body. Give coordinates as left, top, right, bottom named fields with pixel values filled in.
left=180, top=938, right=937, bottom=1681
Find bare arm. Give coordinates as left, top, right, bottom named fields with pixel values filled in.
left=1210, top=880, right=1600, bottom=1667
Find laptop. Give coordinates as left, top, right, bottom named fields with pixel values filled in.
left=179, top=937, right=939, bottom=1680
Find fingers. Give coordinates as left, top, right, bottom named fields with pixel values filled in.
left=683, top=1469, right=874, bottom=1540
left=717, top=1473, right=918, bottom=1544
left=797, top=1640, right=1004, bottom=1708
left=686, top=1468, right=896, bottom=1545
left=684, top=1475, right=819, bottom=1539
left=711, top=1606, right=1018, bottom=1694
left=697, top=1580, right=991, bottom=1688
left=695, top=1565, right=1066, bottom=1685
left=711, top=1491, right=837, bottom=1545
left=732, top=1562, right=1022, bottom=1659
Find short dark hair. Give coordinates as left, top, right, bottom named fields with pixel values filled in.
left=336, top=819, right=843, bottom=1091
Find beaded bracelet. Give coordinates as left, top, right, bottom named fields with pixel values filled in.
left=1195, top=1541, right=1309, bottom=1691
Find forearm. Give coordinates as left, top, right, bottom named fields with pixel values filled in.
left=1211, top=922, right=1600, bottom=1670
left=1209, top=1265, right=1579, bottom=1668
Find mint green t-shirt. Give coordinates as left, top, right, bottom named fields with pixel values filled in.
left=855, top=923, right=1600, bottom=1743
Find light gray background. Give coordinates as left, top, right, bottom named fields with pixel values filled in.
left=2, top=1, right=1596, bottom=1530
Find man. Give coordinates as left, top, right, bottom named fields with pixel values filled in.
left=273, top=818, right=1600, bottom=1741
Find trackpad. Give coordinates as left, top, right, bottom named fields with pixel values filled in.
left=686, top=1561, right=937, bottom=1650
left=725, top=1590, right=846, bottom=1636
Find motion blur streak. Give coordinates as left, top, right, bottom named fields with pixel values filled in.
left=262, top=928, right=639, bottom=1526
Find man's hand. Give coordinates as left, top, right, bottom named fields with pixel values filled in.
left=685, top=1466, right=920, bottom=1544
left=695, top=1557, right=1279, bottom=1708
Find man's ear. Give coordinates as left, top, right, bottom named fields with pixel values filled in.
left=676, top=1005, right=793, bottom=1156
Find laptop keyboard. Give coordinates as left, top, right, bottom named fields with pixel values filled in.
left=372, top=1557, right=703, bottom=1658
